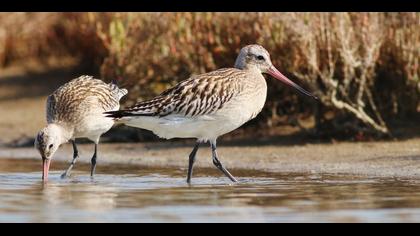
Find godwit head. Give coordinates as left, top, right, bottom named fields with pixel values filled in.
left=235, top=44, right=317, bottom=99
left=35, top=124, right=69, bottom=181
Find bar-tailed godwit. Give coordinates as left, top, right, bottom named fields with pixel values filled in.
left=105, top=44, right=317, bottom=183
left=35, top=75, right=127, bottom=181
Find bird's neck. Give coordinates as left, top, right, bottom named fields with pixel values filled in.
left=241, top=65, right=264, bottom=79
left=47, top=123, right=73, bottom=145
left=247, top=66, right=262, bottom=74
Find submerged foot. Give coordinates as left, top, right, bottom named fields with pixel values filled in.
left=60, top=171, right=70, bottom=179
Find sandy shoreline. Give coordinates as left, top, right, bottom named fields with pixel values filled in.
left=1, top=138, right=420, bottom=179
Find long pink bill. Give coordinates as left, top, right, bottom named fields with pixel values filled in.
left=42, top=158, right=51, bottom=182
left=268, top=66, right=318, bottom=100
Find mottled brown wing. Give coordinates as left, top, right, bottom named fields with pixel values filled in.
left=46, top=75, right=126, bottom=123
left=113, top=68, right=246, bottom=118
left=46, top=94, right=58, bottom=123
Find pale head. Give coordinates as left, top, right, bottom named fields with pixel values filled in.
left=234, top=44, right=317, bottom=99
left=234, top=44, right=273, bottom=72
left=34, top=124, right=65, bottom=181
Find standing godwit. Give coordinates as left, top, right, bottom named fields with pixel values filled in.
left=35, top=75, right=127, bottom=181
left=105, top=44, right=317, bottom=183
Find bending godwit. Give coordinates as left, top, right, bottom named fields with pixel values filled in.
left=35, top=75, right=127, bottom=181
left=105, top=44, right=317, bottom=183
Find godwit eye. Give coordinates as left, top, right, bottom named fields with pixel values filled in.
left=49, top=144, right=54, bottom=149
left=257, top=55, right=265, bottom=61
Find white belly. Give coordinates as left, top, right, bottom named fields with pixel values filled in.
left=73, top=106, right=118, bottom=142
left=125, top=115, right=234, bottom=141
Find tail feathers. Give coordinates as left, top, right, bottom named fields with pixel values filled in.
left=108, top=82, right=128, bottom=100
left=104, top=110, right=132, bottom=119
left=118, top=88, right=128, bottom=99
left=104, top=110, right=155, bottom=119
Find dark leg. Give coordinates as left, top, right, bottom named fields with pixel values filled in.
left=90, top=143, right=98, bottom=177
left=210, top=140, right=238, bottom=182
left=61, top=140, right=79, bottom=178
left=186, top=142, right=201, bottom=184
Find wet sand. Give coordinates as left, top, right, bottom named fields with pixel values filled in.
left=1, top=138, right=420, bottom=179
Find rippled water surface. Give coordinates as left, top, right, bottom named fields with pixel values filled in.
left=1, top=158, right=420, bottom=222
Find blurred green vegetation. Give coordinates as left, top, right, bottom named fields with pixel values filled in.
left=1, top=12, right=419, bottom=139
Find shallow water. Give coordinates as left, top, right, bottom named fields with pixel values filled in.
left=1, top=158, right=420, bottom=222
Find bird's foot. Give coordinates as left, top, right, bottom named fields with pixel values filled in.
left=229, top=176, right=239, bottom=183
left=60, top=171, right=70, bottom=179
